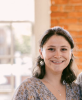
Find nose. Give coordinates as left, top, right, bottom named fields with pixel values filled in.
left=54, top=50, right=61, bottom=58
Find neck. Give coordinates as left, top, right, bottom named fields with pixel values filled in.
left=43, top=66, right=63, bottom=85
left=44, top=72, right=62, bottom=85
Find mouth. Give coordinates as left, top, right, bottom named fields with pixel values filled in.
left=51, top=60, right=64, bottom=64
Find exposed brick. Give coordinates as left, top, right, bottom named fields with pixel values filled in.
left=50, top=25, right=68, bottom=29
left=69, top=31, right=82, bottom=37
left=64, top=6, right=73, bottom=12
left=75, top=58, right=82, bottom=63
left=50, top=24, right=57, bottom=27
left=59, top=6, right=64, bottom=12
left=73, top=37, right=82, bottom=43
left=51, top=19, right=58, bottom=24
left=69, top=31, right=79, bottom=37
left=78, top=19, right=82, bottom=24
left=79, top=31, right=82, bottom=36
left=51, top=25, right=68, bottom=29
left=77, top=64, right=82, bottom=69
left=50, top=0, right=82, bottom=70
left=68, top=12, right=82, bottom=18
left=59, top=25, right=68, bottom=29
left=51, top=24, right=59, bottom=28
left=68, top=25, right=82, bottom=31
left=76, top=44, right=82, bottom=50
left=51, top=0, right=68, bottom=4
left=74, top=51, right=82, bottom=57
left=51, top=12, right=68, bottom=18
left=51, top=0, right=55, bottom=5
left=50, top=6, right=59, bottom=12
left=59, top=18, right=77, bottom=24
left=74, top=6, right=82, bottom=11
left=69, top=0, right=82, bottom=4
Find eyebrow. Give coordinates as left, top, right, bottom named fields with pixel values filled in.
left=47, top=45, right=69, bottom=48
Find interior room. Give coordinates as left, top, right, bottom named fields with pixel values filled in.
left=0, top=0, right=82, bottom=100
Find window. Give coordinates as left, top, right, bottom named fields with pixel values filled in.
left=0, top=21, right=33, bottom=100
left=0, top=0, right=34, bottom=100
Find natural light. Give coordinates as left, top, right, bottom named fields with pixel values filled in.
left=0, top=0, right=34, bottom=100
left=0, top=0, right=34, bottom=21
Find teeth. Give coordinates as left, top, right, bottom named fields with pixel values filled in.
left=52, top=61, right=63, bottom=63
left=55, top=62, right=62, bottom=63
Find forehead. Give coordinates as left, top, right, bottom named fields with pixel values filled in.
left=43, top=35, right=71, bottom=47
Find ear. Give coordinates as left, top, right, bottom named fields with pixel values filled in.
left=39, top=48, right=44, bottom=59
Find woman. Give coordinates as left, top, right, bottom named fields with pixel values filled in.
left=13, top=26, right=81, bottom=100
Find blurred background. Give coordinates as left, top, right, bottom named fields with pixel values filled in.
left=0, top=0, right=82, bottom=100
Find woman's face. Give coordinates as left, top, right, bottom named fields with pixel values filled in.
left=39, top=35, right=72, bottom=74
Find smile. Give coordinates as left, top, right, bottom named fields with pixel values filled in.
left=51, top=60, right=64, bottom=64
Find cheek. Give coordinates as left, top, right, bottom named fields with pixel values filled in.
left=69, top=51, right=72, bottom=59
left=64, top=51, right=71, bottom=60
left=42, top=50, right=46, bottom=59
left=67, top=52, right=72, bottom=61
left=42, top=51, right=52, bottom=59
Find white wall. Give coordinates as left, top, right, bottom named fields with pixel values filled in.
left=33, top=0, right=50, bottom=61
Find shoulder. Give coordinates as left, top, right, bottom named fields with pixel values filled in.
left=76, top=72, right=82, bottom=84
left=66, top=82, right=80, bottom=93
left=66, top=82, right=81, bottom=99
left=20, top=76, right=39, bottom=85
left=69, top=82, right=80, bottom=95
left=18, top=76, right=40, bottom=87
left=71, top=82, right=80, bottom=89
left=12, top=77, right=40, bottom=100
left=16, top=76, right=40, bottom=91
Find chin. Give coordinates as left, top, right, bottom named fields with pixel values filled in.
left=53, top=69, right=63, bottom=73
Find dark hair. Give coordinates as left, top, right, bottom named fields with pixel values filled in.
left=32, top=26, right=76, bottom=84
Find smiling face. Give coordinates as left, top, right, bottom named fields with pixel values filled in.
left=39, top=35, right=72, bottom=74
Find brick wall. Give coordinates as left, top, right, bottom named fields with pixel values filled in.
left=50, top=0, right=82, bottom=70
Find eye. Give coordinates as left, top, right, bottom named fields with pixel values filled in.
left=61, top=48, right=67, bottom=51
left=48, top=48, right=55, bottom=51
